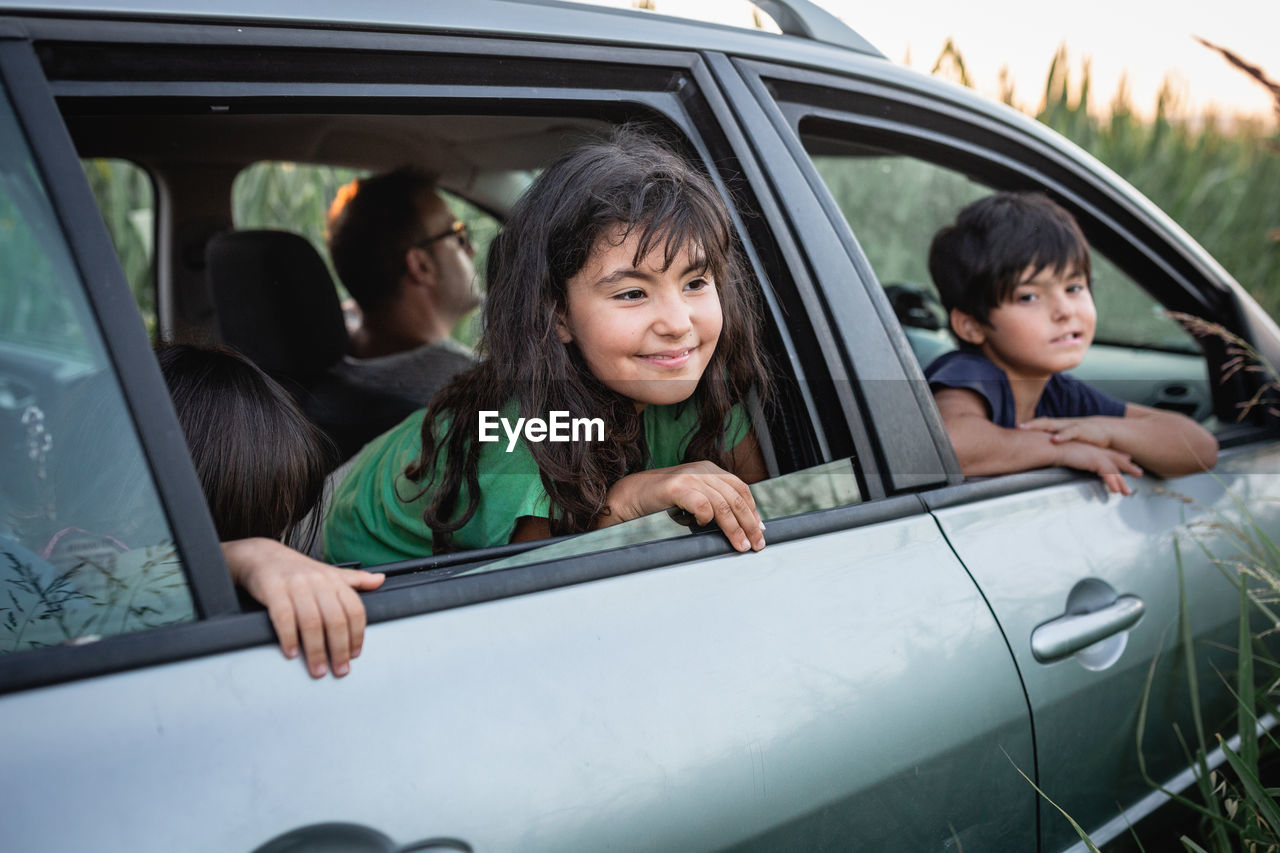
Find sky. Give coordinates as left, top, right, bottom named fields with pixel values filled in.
left=579, top=0, right=1279, bottom=123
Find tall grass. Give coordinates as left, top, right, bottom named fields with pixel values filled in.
left=932, top=43, right=1280, bottom=318
left=1033, top=46, right=1280, bottom=317
left=1147, top=404, right=1280, bottom=852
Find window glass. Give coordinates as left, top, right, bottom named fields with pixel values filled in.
left=1089, top=253, right=1198, bottom=352
left=82, top=158, right=156, bottom=338
left=232, top=162, right=500, bottom=347
left=807, top=148, right=1200, bottom=357
left=469, top=457, right=862, bottom=575
left=0, top=88, right=194, bottom=654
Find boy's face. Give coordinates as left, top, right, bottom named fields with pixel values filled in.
left=952, top=263, right=1095, bottom=382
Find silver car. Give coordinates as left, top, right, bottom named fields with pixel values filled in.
left=0, top=1, right=1277, bottom=851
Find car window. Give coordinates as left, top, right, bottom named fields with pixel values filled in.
left=0, top=89, right=195, bottom=654
left=232, top=161, right=365, bottom=277
left=51, top=33, right=837, bottom=569
left=808, top=149, right=1199, bottom=355
left=81, top=158, right=156, bottom=338
left=800, top=136, right=1217, bottom=426
left=232, top=161, right=501, bottom=346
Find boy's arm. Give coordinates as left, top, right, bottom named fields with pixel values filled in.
left=935, top=387, right=1143, bottom=494
left=1020, top=403, right=1218, bottom=479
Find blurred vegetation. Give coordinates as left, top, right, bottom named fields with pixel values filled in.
left=1043, top=53, right=1279, bottom=316
left=232, top=161, right=364, bottom=272
left=80, top=158, right=155, bottom=336
left=939, top=43, right=1280, bottom=318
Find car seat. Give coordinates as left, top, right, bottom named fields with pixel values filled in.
left=205, top=229, right=421, bottom=463
left=883, top=281, right=955, bottom=370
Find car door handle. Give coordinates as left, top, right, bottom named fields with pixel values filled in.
left=252, top=823, right=472, bottom=853
left=1030, top=595, right=1144, bottom=663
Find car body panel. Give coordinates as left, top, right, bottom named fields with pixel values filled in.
left=0, top=514, right=1034, bottom=852
left=0, top=2, right=1277, bottom=851
left=928, top=443, right=1280, bottom=850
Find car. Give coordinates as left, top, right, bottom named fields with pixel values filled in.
left=0, top=1, right=1277, bottom=851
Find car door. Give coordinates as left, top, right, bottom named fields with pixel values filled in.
left=731, top=51, right=1280, bottom=851
left=0, top=17, right=1039, bottom=852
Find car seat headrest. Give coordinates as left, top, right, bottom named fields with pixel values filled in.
left=883, top=282, right=946, bottom=331
left=206, top=229, right=348, bottom=378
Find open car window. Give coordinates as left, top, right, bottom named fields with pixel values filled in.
left=50, top=35, right=847, bottom=596
left=801, top=134, right=1214, bottom=426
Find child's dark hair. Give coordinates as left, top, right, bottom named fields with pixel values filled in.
left=407, top=124, right=770, bottom=550
left=929, top=191, right=1092, bottom=326
left=156, top=344, right=335, bottom=546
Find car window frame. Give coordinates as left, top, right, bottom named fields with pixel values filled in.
left=0, top=38, right=234, bottom=607
left=706, top=51, right=958, bottom=494
left=0, top=35, right=243, bottom=691
left=732, top=56, right=1268, bottom=444
left=0, top=21, right=907, bottom=692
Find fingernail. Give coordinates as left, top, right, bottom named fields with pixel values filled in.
left=335, top=663, right=350, bottom=677
left=352, top=647, right=362, bottom=659
left=739, top=537, right=750, bottom=551
left=758, top=519, right=766, bottom=531
left=312, top=663, right=327, bottom=677
left=285, top=647, right=298, bottom=659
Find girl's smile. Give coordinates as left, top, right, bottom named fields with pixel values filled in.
left=636, top=347, right=694, bottom=368
left=557, top=227, right=722, bottom=409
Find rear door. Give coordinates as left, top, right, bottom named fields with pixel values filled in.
left=0, top=18, right=1036, bottom=852
left=732, top=52, right=1280, bottom=851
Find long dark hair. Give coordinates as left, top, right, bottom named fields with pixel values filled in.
left=406, top=125, right=770, bottom=550
left=156, top=343, right=335, bottom=546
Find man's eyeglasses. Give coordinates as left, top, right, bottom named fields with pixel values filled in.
left=416, top=220, right=471, bottom=251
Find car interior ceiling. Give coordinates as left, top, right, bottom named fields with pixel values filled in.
left=64, top=112, right=609, bottom=206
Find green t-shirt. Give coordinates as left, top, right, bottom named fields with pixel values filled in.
left=322, top=402, right=749, bottom=565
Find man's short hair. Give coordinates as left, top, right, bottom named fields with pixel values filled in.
left=327, top=166, right=439, bottom=312
left=928, top=191, right=1092, bottom=325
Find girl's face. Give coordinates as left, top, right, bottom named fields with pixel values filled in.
left=557, top=227, right=723, bottom=409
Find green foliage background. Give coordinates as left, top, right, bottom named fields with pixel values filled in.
left=1027, top=47, right=1280, bottom=316
left=82, top=45, right=1280, bottom=331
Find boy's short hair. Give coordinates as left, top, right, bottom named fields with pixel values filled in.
left=928, top=191, right=1092, bottom=325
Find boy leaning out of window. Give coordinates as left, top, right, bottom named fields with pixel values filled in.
left=924, top=192, right=1218, bottom=495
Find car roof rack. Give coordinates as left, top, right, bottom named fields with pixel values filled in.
left=753, top=0, right=883, bottom=56
left=530, top=0, right=884, bottom=59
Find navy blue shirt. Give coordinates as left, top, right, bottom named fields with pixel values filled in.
left=925, top=349, right=1126, bottom=428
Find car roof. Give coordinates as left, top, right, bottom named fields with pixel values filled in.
left=0, top=0, right=885, bottom=57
